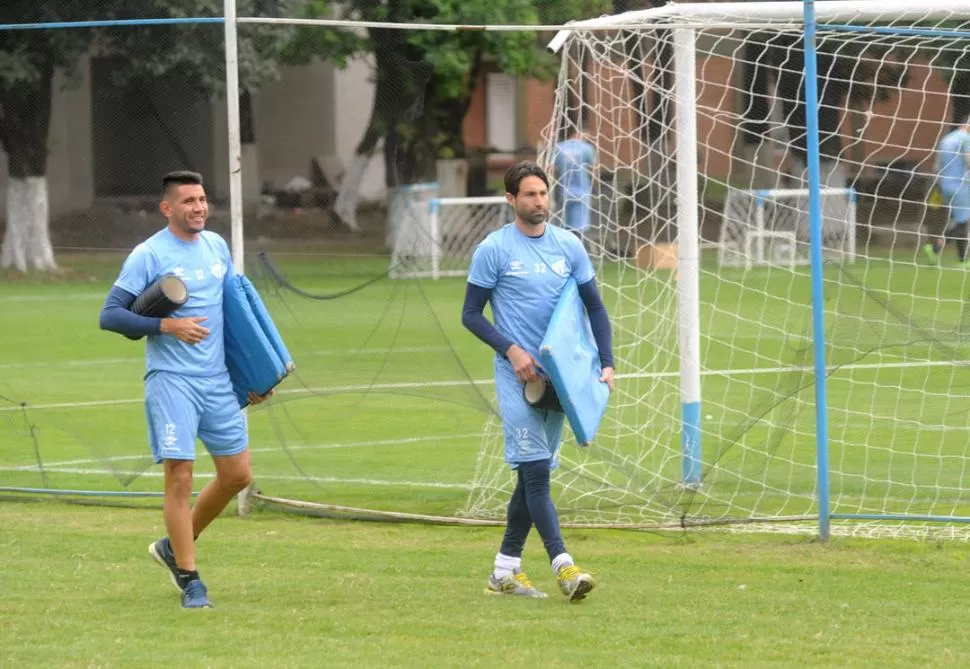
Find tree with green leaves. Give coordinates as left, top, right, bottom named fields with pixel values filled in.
left=0, top=2, right=123, bottom=272
left=100, top=0, right=299, bottom=218
left=0, top=1, right=297, bottom=273
left=284, top=0, right=609, bottom=231
left=101, top=0, right=298, bottom=141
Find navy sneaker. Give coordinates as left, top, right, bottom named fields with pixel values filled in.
left=148, top=537, right=182, bottom=592
left=181, top=578, right=213, bottom=609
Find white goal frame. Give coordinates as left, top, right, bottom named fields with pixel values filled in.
left=390, top=194, right=510, bottom=280
left=717, top=187, right=858, bottom=269
left=206, top=0, right=970, bottom=525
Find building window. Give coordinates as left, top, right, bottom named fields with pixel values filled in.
left=486, top=73, right=517, bottom=155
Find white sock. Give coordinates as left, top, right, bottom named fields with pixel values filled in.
left=493, top=553, right=521, bottom=578
left=551, top=553, right=574, bottom=575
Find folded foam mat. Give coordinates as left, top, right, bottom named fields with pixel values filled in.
left=223, top=273, right=296, bottom=408
left=536, top=278, right=610, bottom=446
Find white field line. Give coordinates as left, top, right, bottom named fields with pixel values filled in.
left=0, top=331, right=808, bottom=370
left=3, top=358, right=967, bottom=413
left=13, top=433, right=482, bottom=470
left=0, top=292, right=107, bottom=304
left=0, top=465, right=954, bottom=503
left=0, top=467, right=471, bottom=490
left=1, top=434, right=479, bottom=489
left=0, top=345, right=459, bottom=371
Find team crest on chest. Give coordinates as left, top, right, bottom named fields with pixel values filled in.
left=210, top=262, right=227, bottom=279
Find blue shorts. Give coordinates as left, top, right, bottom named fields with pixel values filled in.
left=562, top=198, right=591, bottom=233
left=144, top=370, right=248, bottom=464
left=493, top=357, right=565, bottom=469
left=943, top=186, right=970, bottom=227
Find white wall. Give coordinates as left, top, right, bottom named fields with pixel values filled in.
left=333, top=56, right=386, bottom=200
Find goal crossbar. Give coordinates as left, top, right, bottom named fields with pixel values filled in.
left=547, top=1, right=970, bottom=52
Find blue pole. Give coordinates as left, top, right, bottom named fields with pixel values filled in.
left=801, top=0, right=831, bottom=542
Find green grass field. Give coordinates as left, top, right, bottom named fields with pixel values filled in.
left=6, top=249, right=970, bottom=527
left=5, top=249, right=970, bottom=667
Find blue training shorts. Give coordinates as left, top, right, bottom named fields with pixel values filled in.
left=943, top=186, right=970, bottom=228
left=493, top=357, right=565, bottom=469
left=562, top=197, right=591, bottom=233
left=144, top=370, right=248, bottom=464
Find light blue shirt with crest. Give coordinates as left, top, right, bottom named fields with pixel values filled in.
left=936, top=128, right=970, bottom=193
left=114, top=227, right=233, bottom=378
left=467, top=223, right=596, bottom=361
left=553, top=138, right=596, bottom=201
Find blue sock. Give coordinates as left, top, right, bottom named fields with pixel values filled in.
left=518, top=460, right=567, bottom=562
left=499, top=469, right=531, bottom=559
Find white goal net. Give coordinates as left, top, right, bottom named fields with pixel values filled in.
left=461, top=1, right=970, bottom=540
left=390, top=192, right=510, bottom=280
left=717, top=187, right=857, bottom=268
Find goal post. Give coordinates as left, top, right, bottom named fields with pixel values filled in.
left=389, top=192, right=510, bottom=280
left=717, top=187, right=858, bottom=269
left=461, top=1, right=970, bottom=539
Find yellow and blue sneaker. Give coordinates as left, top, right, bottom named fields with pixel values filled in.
left=484, top=570, right=548, bottom=598
left=557, top=564, right=595, bottom=602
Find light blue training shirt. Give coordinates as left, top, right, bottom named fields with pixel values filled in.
left=467, top=223, right=596, bottom=361
left=553, top=138, right=596, bottom=201
left=114, top=227, right=233, bottom=378
left=936, top=128, right=970, bottom=193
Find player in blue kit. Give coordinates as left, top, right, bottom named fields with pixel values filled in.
left=924, top=116, right=970, bottom=265
left=551, top=131, right=597, bottom=237
left=462, top=160, right=615, bottom=602
left=99, top=171, right=270, bottom=609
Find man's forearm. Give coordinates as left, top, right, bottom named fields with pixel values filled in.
left=99, top=285, right=162, bottom=339
left=462, top=311, right=514, bottom=356
left=578, top=279, right=615, bottom=369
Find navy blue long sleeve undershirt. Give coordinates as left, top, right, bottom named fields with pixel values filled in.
left=461, top=279, right=615, bottom=369
left=98, top=285, right=163, bottom=339
left=461, top=283, right=515, bottom=357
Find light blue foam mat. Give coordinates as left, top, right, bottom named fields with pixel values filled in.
left=224, top=274, right=295, bottom=408
left=537, top=277, right=610, bottom=446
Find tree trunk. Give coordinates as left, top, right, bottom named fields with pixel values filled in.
left=0, top=59, right=57, bottom=272
left=333, top=22, right=424, bottom=231
left=1, top=177, right=55, bottom=272
left=333, top=109, right=383, bottom=232
left=239, top=88, right=261, bottom=218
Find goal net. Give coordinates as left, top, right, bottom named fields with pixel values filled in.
left=390, top=192, right=510, bottom=280
left=461, top=2, right=970, bottom=539
left=717, top=186, right=857, bottom=268
left=10, top=4, right=970, bottom=542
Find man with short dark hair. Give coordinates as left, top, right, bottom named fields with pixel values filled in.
left=461, top=160, right=615, bottom=602
left=99, top=170, right=270, bottom=609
